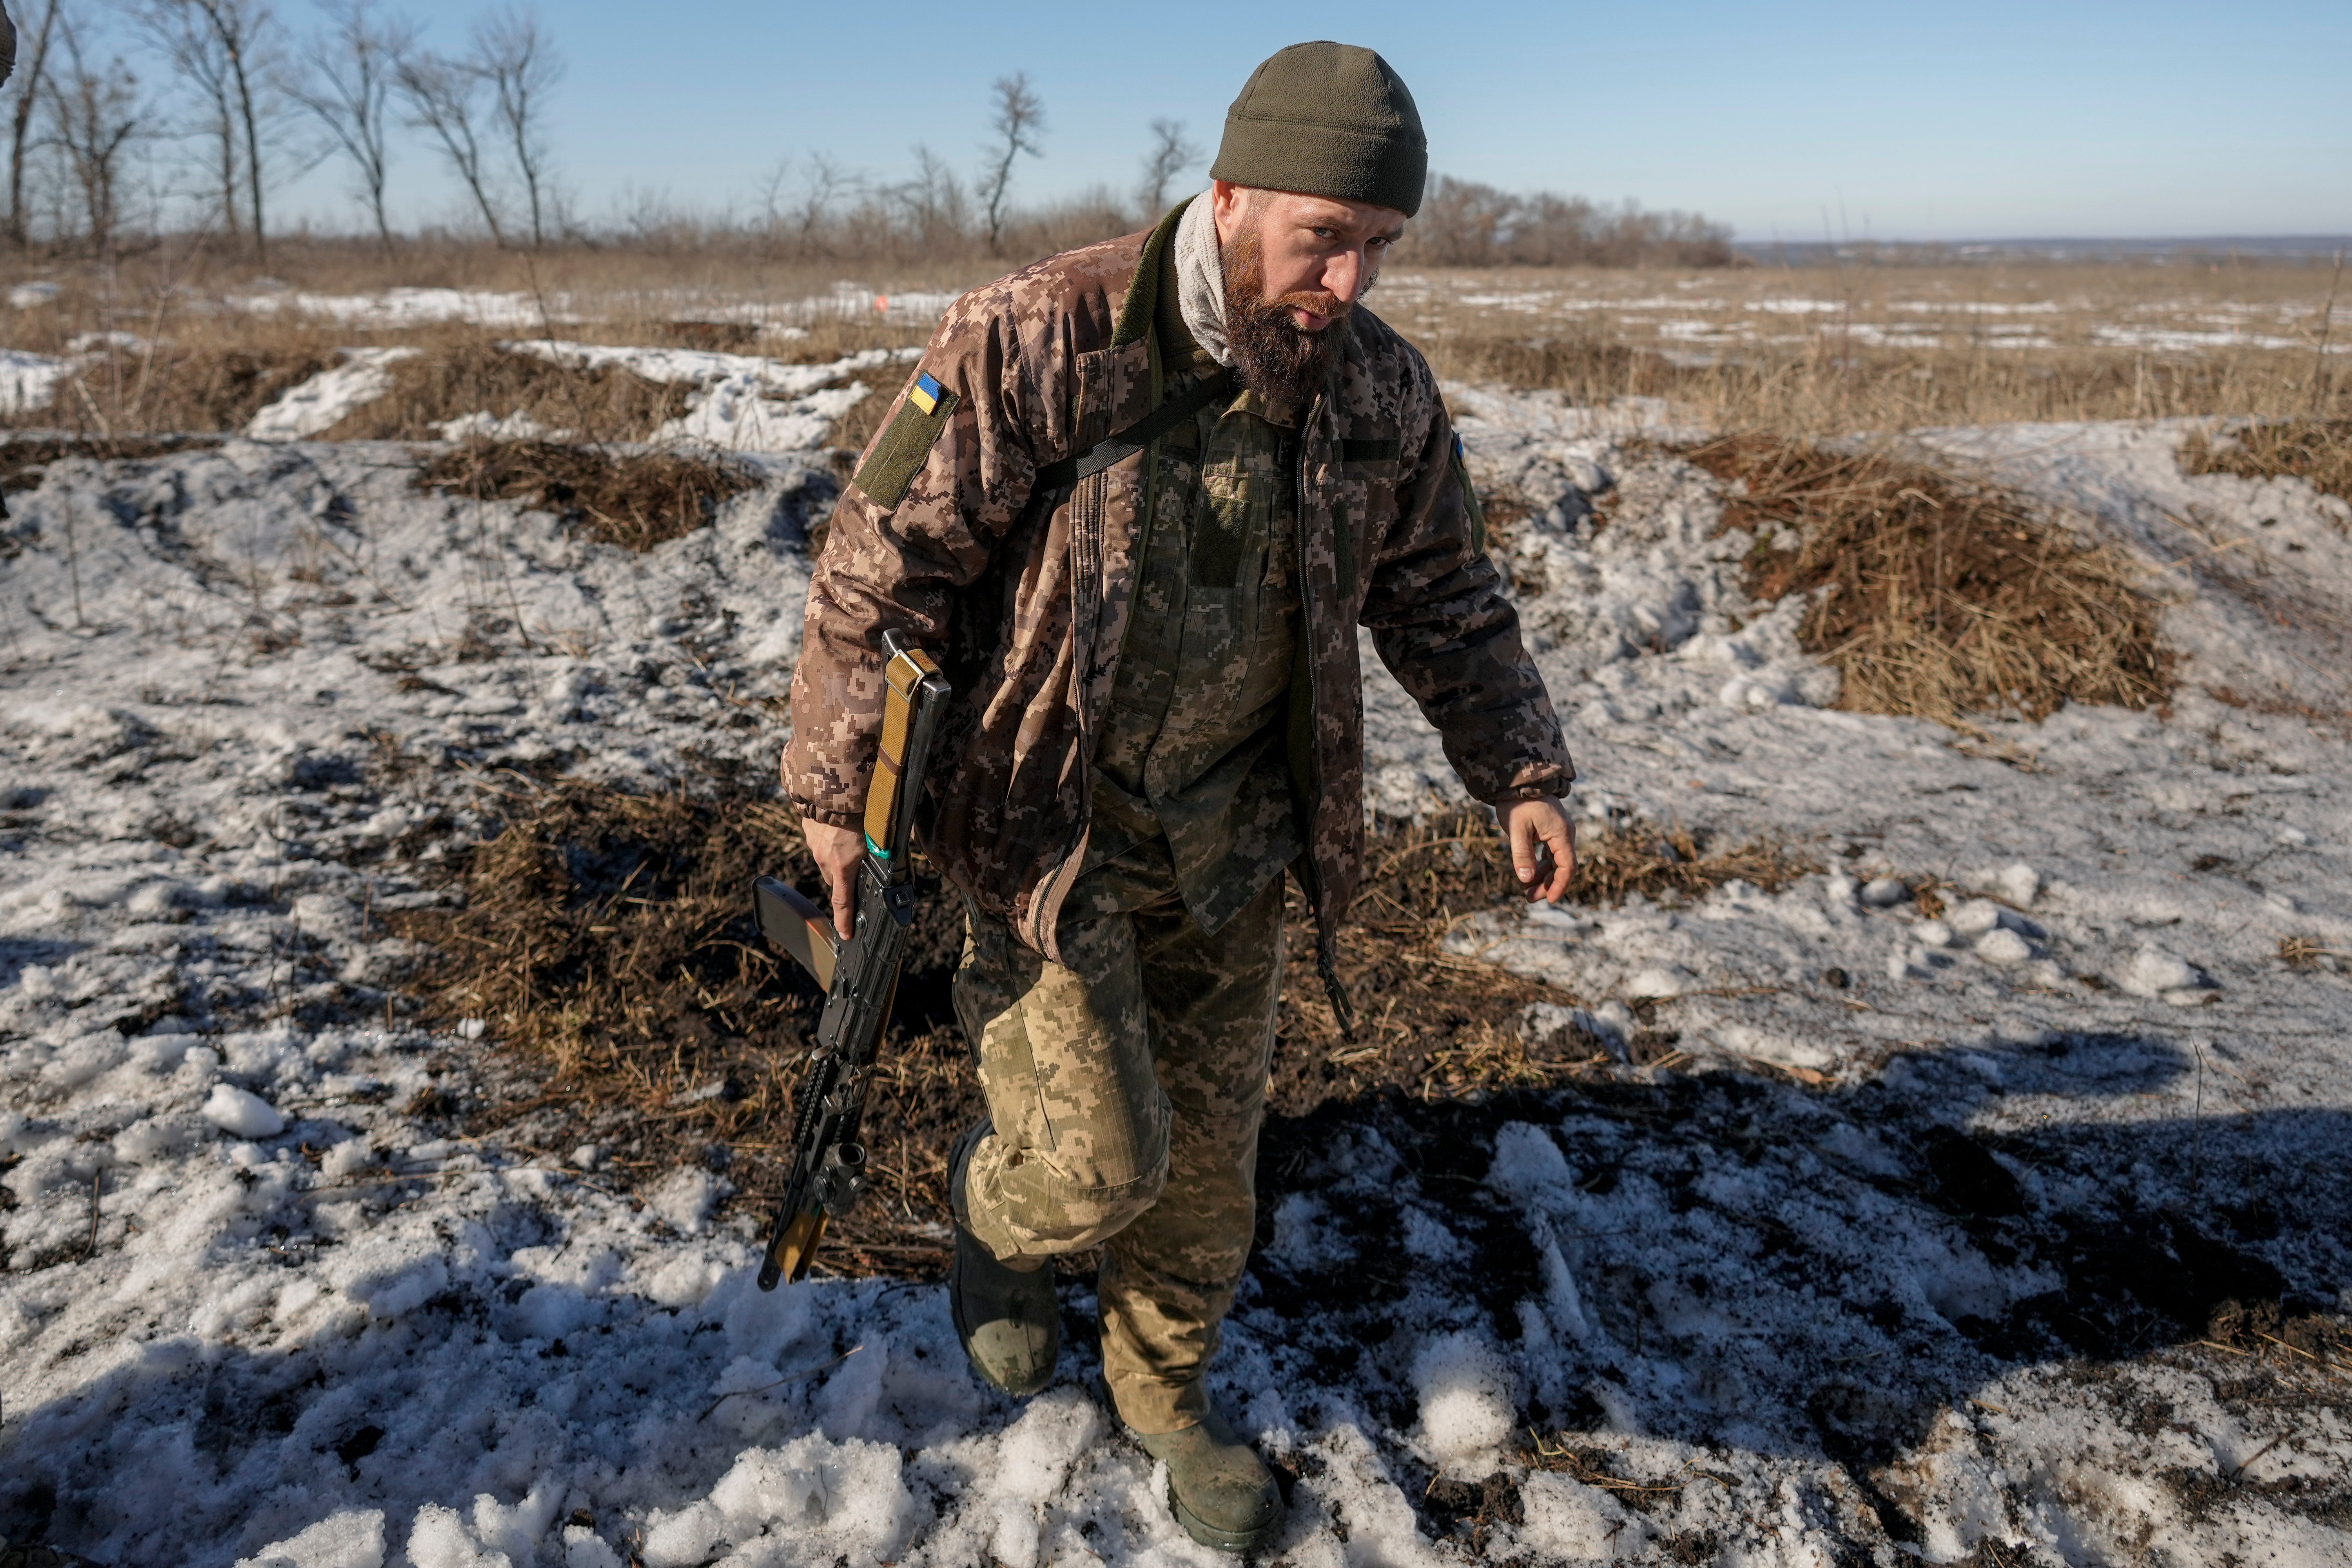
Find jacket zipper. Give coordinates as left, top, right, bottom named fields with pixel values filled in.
left=1293, top=393, right=1357, bottom=1037
left=1026, top=335, right=1166, bottom=959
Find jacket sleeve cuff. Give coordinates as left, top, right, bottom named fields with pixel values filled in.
left=791, top=800, right=864, bottom=831
left=1481, top=764, right=1576, bottom=808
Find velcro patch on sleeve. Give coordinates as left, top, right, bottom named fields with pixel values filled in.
left=1449, top=432, right=1488, bottom=557
left=851, top=372, right=959, bottom=512
left=1341, top=437, right=1402, bottom=464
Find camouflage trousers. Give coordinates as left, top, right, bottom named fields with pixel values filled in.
left=951, top=836, right=1285, bottom=1435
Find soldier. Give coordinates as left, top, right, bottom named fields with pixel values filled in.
left=783, top=41, right=1577, bottom=1553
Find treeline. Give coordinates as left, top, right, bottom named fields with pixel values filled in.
left=559, top=165, right=1737, bottom=274
left=3, top=0, right=1731, bottom=272
left=1400, top=176, right=1735, bottom=268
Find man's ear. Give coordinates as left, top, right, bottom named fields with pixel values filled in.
left=1211, top=180, right=1247, bottom=247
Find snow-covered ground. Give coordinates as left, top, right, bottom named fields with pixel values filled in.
left=2, top=381, right=2348, bottom=1567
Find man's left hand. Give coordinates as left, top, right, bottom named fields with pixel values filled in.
left=1503, top=797, right=1578, bottom=903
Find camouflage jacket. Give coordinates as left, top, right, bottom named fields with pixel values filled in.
left=782, top=203, right=1573, bottom=970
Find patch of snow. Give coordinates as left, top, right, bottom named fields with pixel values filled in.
left=0, top=348, right=73, bottom=415
left=246, top=348, right=421, bottom=439
left=234, top=1509, right=385, bottom=1568
left=201, top=1084, right=286, bottom=1138
left=228, top=288, right=569, bottom=329
left=1414, top=1330, right=1518, bottom=1469
left=432, top=410, right=563, bottom=442
left=502, top=342, right=918, bottom=453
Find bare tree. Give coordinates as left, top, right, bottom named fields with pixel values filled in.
left=131, top=0, right=240, bottom=241
left=136, top=0, right=283, bottom=257
left=897, top=144, right=970, bottom=252
left=288, top=0, right=414, bottom=250
left=45, top=19, right=146, bottom=257
left=1135, top=117, right=1200, bottom=219
left=759, top=151, right=859, bottom=259
left=975, top=71, right=1042, bottom=254
left=470, top=5, right=559, bottom=248
left=5, top=0, right=57, bottom=245
left=395, top=48, right=501, bottom=243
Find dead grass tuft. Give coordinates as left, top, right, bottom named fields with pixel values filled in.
left=403, top=792, right=1806, bottom=1274
left=1676, top=435, right=2175, bottom=723
left=324, top=339, right=690, bottom=443
left=416, top=439, right=761, bottom=551
left=2278, top=935, right=2339, bottom=970
left=1271, top=810, right=1812, bottom=1109
left=2181, top=419, right=2352, bottom=508
left=393, top=780, right=979, bottom=1275
left=1569, top=820, right=1819, bottom=906
left=18, top=346, right=338, bottom=436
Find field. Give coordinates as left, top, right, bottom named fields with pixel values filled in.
left=1, top=243, right=2350, bottom=1568
left=5, top=243, right=2345, bottom=443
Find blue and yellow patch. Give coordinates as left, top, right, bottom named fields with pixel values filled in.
left=907, top=372, right=947, bottom=417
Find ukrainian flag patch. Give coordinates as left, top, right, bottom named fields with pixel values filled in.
left=852, top=369, right=960, bottom=512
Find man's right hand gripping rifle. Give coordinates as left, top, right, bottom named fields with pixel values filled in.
left=750, top=630, right=950, bottom=1290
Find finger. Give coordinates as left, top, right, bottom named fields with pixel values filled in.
left=831, top=866, right=856, bottom=940
left=1509, top=813, right=1541, bottom=885
left=1538, top=819, right=1575, bottom=902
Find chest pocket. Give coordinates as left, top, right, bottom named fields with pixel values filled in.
left=1193, top=418, right=1295, bottom=590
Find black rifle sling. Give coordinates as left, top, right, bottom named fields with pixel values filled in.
left=1033, top=366, right=1238, bottom=492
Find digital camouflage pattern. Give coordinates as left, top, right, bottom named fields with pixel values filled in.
left=1086, top=375, right=1304, bottom=935
left=782, top=197, right=1572, bottom=966
left=949, top=841, right=1286, bottom=1436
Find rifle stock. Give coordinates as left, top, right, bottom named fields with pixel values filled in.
left=755, top=632, right=950, bottom=1289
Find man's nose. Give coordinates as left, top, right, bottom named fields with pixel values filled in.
left=1324, top=248, right=1366, bottom=304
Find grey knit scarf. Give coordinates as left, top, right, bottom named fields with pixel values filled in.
left=1173, top=191, right=1231, bottom=368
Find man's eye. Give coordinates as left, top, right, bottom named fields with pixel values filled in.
left=1368, top=236, right=1393, bottom=251
left=1311, top=227, right=1336, bottom=241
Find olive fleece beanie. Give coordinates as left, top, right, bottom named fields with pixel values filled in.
left=1210, top=42, right=1427, bottom=218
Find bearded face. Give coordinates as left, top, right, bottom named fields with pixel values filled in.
left=1220, top=210, right=1351, bottom=408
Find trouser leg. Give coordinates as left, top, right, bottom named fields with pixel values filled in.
left=951, top=886, right=1170, bottom=1261
left=951, top=861, right=1284, bottom=1431
left=1097, top=874, right=1284, bottom=1434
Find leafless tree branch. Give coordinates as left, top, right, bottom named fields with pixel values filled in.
left=976, top=71, right=1043, bottom=255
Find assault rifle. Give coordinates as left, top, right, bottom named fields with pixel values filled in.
left=752, top=630, right=952, bottom=1289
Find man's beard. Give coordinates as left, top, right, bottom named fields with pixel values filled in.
left=1220, top=221, right=1349, bottom=408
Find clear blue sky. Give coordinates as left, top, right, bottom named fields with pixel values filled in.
left=251, top=0, right=2348, bottom=241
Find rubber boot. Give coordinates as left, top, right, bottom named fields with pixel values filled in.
left=1131, top=1408, right=1285, bottom=1555
left=947, top=1122, right=1059, bottom=1396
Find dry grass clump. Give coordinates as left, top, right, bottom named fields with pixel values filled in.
left=323, top=338, right=690, bottom=443
left=1271, top=809, right=1812, bottom=1109
left=2181, top=419, right=2352, bottom=506
left=1677, top=435, right=2175, bottom=723
left=16, top=345, right=338, bottom=436
left=1416, top=328, right=2344, bottom=437
left=417, top=439, right=761, bottom=551
left=394, top=780, right=978, bottom=1274
left=403, top=790, right=1809, bottom=1273
left=399, top=786, right=809, bottom=1094
left=1570, top=821, right=1818, bottom=905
